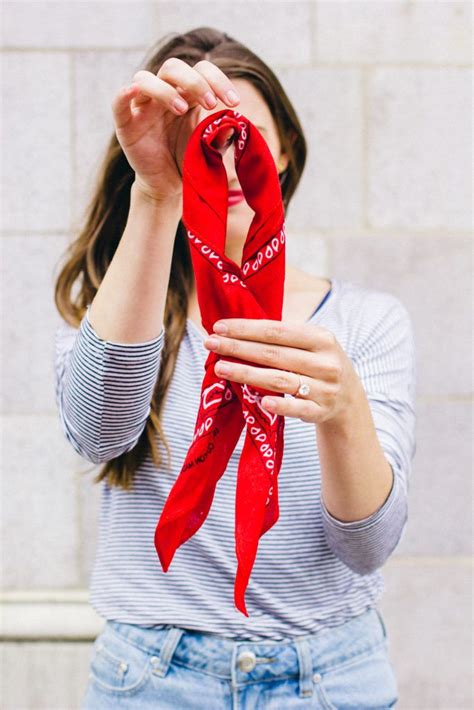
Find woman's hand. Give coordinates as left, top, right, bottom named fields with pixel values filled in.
left=203, top=318, right=363, bottom=425
left=111, top=58, right=241, bottom=201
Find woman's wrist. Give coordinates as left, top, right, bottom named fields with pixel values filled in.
left=131, top=178, right=182, bottom=208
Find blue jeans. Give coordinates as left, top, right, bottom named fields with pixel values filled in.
left=81, top=606, right=399, bottom=708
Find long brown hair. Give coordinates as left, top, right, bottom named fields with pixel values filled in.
left=54, top=26, right=307, bottom=491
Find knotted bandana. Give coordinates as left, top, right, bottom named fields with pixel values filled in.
left=154, top=108, right=286, bottom=617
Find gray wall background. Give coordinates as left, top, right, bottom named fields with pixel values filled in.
left=1, top=1, right=472, bottom=708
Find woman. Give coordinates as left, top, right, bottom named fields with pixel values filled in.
left=54, top=26, right=415, bottom=709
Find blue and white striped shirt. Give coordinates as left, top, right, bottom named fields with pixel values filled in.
left=53, top=276, right=417, bottom=641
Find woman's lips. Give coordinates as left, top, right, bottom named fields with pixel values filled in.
left=228, top=189, right=244, bottom=206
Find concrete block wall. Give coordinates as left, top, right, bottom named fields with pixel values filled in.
left=1, top=1, right=472, bottom=708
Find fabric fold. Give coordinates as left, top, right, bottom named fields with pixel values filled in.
left=154, top=108, right=286, bottom=616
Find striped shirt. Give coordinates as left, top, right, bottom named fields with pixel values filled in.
left=53, top=276, right=417, bottom=641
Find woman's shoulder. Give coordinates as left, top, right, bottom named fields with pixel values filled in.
left=333, top=277, right=410, bottom=316
left=287, top=267, right=414, bottom=356
left=327, top=277, right=415, bottom=362
left=332, top=277, right=403, bottom=311
left=287, top=266, right=410, bottom=323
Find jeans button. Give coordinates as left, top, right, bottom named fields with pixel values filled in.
left=237, top=650, right=257, bottom=672
left=313, top=672, right=322, bottom=683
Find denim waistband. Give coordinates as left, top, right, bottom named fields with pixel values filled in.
left=104, top=606, right=387, bottom=700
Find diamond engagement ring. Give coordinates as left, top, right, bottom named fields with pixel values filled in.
left=292, top=373, right=310, bottom=398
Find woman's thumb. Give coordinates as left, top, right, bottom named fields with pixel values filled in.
left=212, top=126, right=236, bottom=156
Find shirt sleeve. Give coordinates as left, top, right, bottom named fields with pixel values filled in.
left=319, top=293, right=417, bottom=575
left=53, top=305, right=166, bottom=464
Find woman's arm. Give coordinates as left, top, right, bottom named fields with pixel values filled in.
left=54, top=183, right=181, bottom=463
left=317, top=297, right=417, bottom=574
left=87, top=181, right=182, bottom=344
left=317, top=380, right=397, bottom=524
left=54, top=312, right=164, bottom=464
left=203, top=293, right=417, bottom=575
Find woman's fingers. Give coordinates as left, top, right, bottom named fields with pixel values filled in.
left=192, top=59, right=241, bottom=107
left=132, top=69, right=190, bottom=115
left=117, top=59, right=241, bottom=123
left=157, top=57, right=240, bottom=112
left=111, top=84, right=141, bottom=129
left=157, top=58, right=217, bottom=110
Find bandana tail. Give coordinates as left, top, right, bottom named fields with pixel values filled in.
left=233, top=414, right=285, bottom=617
left=154, top=375, right=244, bottom=572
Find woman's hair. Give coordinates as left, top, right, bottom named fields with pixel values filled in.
left=54, top=26, right=308, bottom=491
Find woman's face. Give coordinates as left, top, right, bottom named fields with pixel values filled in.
left=195, top=78, right=288, bottom=263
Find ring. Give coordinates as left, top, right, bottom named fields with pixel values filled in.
left=292, top=372, right=310, bottom=398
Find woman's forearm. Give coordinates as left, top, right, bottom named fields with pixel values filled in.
left=316, top=377, right=394, bottom=523
left=87, top=181, right=182, bottom=343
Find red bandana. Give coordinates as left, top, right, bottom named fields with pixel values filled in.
left=154, top=108, right=286, bottom=617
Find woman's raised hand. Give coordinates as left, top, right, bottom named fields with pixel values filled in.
left=111, top=58, right=241, bottom=201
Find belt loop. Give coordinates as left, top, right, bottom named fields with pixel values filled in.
left=230, top=641, right=240, bottom=690
left=151, top=627, right=185, bottom=678
left=294, top=636, right=314, bottom=698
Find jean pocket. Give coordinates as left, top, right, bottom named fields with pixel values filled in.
left=313, top=642, right=399, bottom=709
left=89, top=628, right=151, bottom=696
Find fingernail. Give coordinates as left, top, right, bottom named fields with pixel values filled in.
left=172, top=97, right=188, bottom=113
left=205, top=336, right=220, bottom=349
left=204, top=91, right=217, bottom=108
left=226, top=90, right=240, bottom=105
left=213, top=322, right=228, bottom=334
left=216, top=361, right=231, bottom=374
